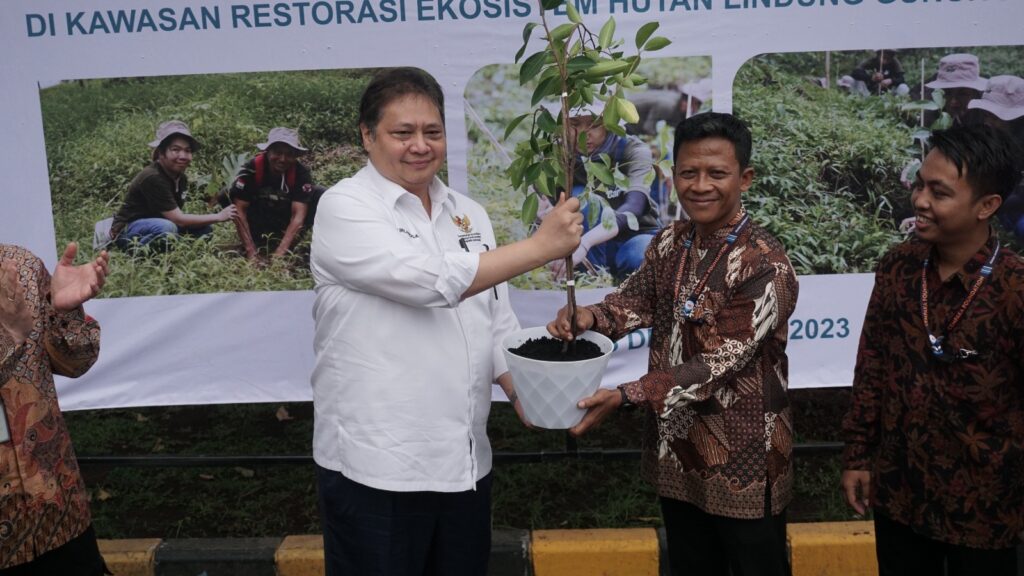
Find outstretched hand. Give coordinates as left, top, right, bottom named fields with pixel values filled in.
left=51, top=242, right=109, bottom=312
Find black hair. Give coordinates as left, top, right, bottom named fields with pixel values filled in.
left=358, top=67, right=445, bottom=137
left=928, top=124, right=1024, bottom=201
left=672, top=112, right=753, bottom=169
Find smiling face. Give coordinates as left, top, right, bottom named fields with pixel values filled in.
left=674, top=136, right=753, bottom=235
left=911, top=148, right=1000, bottom=247
left=265, top=142, right=300, bottom=175
left=361, top=94, right=446, bottom=198
left=156, top=136, right=193, bottom=177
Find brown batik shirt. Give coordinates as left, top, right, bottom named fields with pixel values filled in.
left=0, top=245, right=99, bottom=568
left=588, top=208, right=799, bottom=519
left=843, top=235, right=1024, bottom=549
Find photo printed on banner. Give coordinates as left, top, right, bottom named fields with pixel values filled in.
left=464, top=56, right=712, bottom=290
left=732, top=45, right=1024, bottom=275
left=39, top=69, right=390, bottom=298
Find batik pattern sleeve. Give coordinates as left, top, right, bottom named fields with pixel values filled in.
left=841, top=256, right=892, bottom=470
left=588, top=224, right=669, bottom=340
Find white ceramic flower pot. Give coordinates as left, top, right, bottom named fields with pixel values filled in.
left=502, top=326, right=615, bottom=430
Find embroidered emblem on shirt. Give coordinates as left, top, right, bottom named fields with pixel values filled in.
left=452, top=214, right=473, bottom=234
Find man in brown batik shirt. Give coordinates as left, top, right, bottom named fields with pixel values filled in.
left=549, top=113, right=799, bottom=576
left=842, top=124, right=1024, bottom=575
left=0, top=243, right=109, bottom=575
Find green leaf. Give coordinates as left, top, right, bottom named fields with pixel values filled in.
left=624, top=212, right=639, bottom=231
left=548, top=23, right=577, bottom=43
left=515, top=23, right=538, bottom=62
left=604, top=97, right=620, bottom=129
left=583, top=59, right=631, bottom=79
left=643, top=36, right=671, bottom=52
left=503, top=113, right=530, bottom=141
left=565, top=1, right=582, bottom=23
left=541, top=0, right=563, bottom=10
left=589, top=162, right=615, bottom=186
left=566, top=55, right=596, bottom=74
left=616, top=98, right=640, bottom=124
left=525, top=161, right=543, bottom=184
left=519, top=51, right=548, bottom=85
left=521, top=194, right=539, bottom=226
left=531, top=75, right=562, bottom=106
left=635, top=22, right=658, bottom=49
left=598, top=17, right=616, bottom=50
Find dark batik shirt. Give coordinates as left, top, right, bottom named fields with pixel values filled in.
left=843, top=235, right=1024, bottom=549
left=588, top=208, right=799, bottom=519
left=0, top=245, right=99, bottom=568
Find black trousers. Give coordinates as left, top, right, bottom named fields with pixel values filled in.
left=660, top=497, right=790, bottom=576
left=874, top=512, right=1017, bottom=576
left=0, top=525, right=109, bottom=576
left=316, top=464, right=492, bottom=576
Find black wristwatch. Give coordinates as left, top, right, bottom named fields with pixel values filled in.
left=617, top=385, right=635, bottom=410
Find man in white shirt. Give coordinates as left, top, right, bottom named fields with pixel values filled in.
left=310, top=67, right=583, bottom=576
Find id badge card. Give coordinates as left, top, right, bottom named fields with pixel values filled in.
left=0, top=399, right=9, bottom=443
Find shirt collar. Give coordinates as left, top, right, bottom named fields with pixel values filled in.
left=365, top=160, right=458, bottom=214
left=931, top=228, right=999, bottom=289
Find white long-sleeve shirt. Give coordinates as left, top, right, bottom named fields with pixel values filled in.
left=310, top=161, right=519, bottom=492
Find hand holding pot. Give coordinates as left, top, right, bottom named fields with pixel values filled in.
left=547, top=304, right=594, bottom=341
left=569, top=387, right=622, bottom=437
left=531, top=193, right=583, bottom=262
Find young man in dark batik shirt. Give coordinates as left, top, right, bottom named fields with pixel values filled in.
left=842, top=124, right=1024, bottom=576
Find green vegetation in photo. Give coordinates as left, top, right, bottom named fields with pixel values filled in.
left=40, top=71, right=376, bottom=298
left=465, top=56, right=710, bottom=290
left=734, top=46, right=1024, bottom=274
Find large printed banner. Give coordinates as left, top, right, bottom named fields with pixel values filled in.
left=1, top=0, right=1021, bottom=409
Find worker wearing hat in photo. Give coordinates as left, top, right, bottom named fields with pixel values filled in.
left=110, top=120, right=237, bottom=252
left=925, top=53, right=989, bottom=126
left=217, top=127, right=323, bottom=262
left=968, top=75, right=1024, bottom=241
left=543, top=99, right=662, bottom=283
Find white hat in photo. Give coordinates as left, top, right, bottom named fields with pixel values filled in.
left=256, top=127, right=309, bottom=154
left=925, top=53, right=988, bottom=92
left=968, top=75, right=1024, bottom=121
left=148, top=120, right=200, bottom=150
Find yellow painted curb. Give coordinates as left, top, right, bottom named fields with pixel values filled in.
left=276, top=534, right=325, bottom=576
left=98, top=538, right=161, bottom=576
left=788, top=521, right=877, bottom=576
left=532, top=528, right=659, bottom=576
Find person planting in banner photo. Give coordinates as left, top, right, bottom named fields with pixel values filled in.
left=0, top=242, right=109, bottom=575
left=547, top=112, right=799, bottom=576
left=215, top=127, right=326, bottom=263
left=310, top=67, right=583, bottom=576
left=544, top=99, right=662, bottom=283
left=107, top=120, right=237, bottom=253
left=841, top=124, right=1024, bottom=576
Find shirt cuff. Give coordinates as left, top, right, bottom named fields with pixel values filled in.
left=437, top=252, right=479, bottom=307
left=842, top=443, right=872, bottom=470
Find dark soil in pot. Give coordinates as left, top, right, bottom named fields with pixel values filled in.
left=508, top=337, right=603, bottom=361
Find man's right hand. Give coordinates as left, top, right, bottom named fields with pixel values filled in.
left=218, top=205, right=239, bottom=222
left=531, top=193, right=583, bottom=263
left=840, top=469, right=872, bottom=516
left=547, top=304, right=595, bottom=341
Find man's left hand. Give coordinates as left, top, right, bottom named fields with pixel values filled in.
left=51, top=242, right=109, bottom=312
left=569, top=388, right=622, bottom=437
